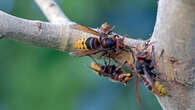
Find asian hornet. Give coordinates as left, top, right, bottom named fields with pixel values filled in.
left=90, top=60, right=133, bottom=86
left=133, top=42, right=168, bottom=96
left=70, top=23, right=126, bottom=57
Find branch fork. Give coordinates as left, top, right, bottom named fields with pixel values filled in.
left=0, top=0, right=194, bottom=109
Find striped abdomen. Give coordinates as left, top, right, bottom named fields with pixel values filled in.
left=154, top=80, right=167, bottom=96
left=74, top=37, right=100, bottom=50
left=141, top=78, right=167, bottom=96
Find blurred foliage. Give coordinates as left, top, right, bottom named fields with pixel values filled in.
left=0, top=0, right=162, bottom=110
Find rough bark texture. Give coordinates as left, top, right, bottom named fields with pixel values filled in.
left=151, top=0, right=195, bottom=110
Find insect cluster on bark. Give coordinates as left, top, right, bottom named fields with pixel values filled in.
left=70, top=22, right=168, bottom=101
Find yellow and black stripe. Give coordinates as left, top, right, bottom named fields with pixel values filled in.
left=74, top=37, right=100, bottom=51
left=154, top=80, right=167, bottom=96
left=141, top=77, right=167, bottom=96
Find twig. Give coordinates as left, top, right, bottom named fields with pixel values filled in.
left=34, top=0, right=72, bottom=24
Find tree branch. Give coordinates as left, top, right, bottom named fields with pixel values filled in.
left=0, top=10, right=142, bottom=53
left=151, top=0, right=195, bottom=110
left=2, top=0, right=194, bottom=109
left=34, top=0, right=72, bottom=24
left=0, top=10, right=66, bottom=51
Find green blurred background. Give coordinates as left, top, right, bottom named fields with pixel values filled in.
left=0, top=0, right=162, bottom=110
